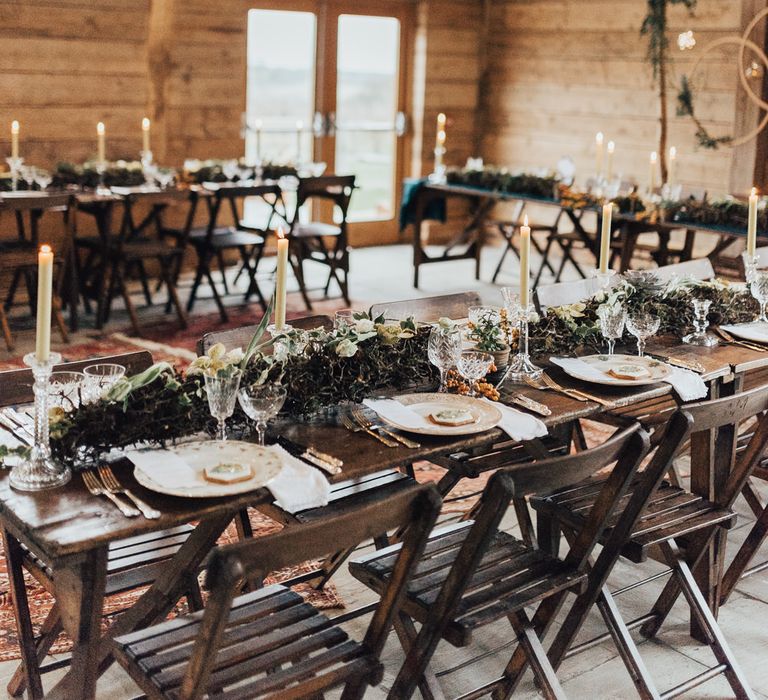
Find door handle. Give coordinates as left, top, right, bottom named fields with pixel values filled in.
left=395, top=111, right=408, bottom=137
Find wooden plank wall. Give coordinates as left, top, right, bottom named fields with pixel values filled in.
left=0, top=0, right=153, bottom=166
left=479, top=0, right=753, bottom=195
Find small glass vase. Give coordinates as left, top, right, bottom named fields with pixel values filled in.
left=9, top=352, right=72, bottom=492
left=499, top=306, right=542, bottom=384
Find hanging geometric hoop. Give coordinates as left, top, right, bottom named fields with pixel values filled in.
left=678, top=10, right=768, bottom=148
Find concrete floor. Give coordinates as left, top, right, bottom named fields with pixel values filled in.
left=1, top=237, right=767, bottom=698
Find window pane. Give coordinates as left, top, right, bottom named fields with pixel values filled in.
left=335, top=15, right=400, bottom=222
left=246, top=10, right=316, bottom=165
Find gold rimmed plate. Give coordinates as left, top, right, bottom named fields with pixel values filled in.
left=132, top=440, right=283, bottom=498
left=379, top=393, right=502, bottom=436
left=559, top=354, right=673, bottom=387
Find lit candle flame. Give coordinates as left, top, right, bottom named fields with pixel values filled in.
left=607, top=140, right=615, bottom=153
left=751, top=187, right=758, bottom=197
left=650, top=151, right=658, bottom=163
left=142, top=117, right=150, bottom=130
left=596, top=132, right=604, bottom=145
left=40, top=244, right=52, bottom=255
left=11, top=120, right=19, bottom=134
left=276, top=226, right=285, bottom=240
left=97, top=121, right=105, bottom=135
left=523, top=215, right=529, bottom=227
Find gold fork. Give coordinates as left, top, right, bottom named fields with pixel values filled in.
left=351, top=407, right=421, bottom=448
left=98, top=465, right=161, bottom=519
left=539, top=373, right=615, bottom=407
left=82, top=470, right=140, bottom=517
left=341, top=413, right=398, bottom=447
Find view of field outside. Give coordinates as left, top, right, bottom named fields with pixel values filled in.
left=246, top=10, right=400, bottom=223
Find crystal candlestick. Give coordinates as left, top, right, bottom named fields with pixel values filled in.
left=591, top=267, right=615, bottom=294
left=428, top=146, right=447, bottom=184
left=9, top=352, right=71, bottom=491
left=95, top=161, right=110, bottom=195
left=683, top=299, right=718, bottom=346
left=5, top=156, right=23, bottom=192
left=499, top=306, right=542, bottom=384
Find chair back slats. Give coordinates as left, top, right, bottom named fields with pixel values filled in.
left=683, top=383, right=768, bottom=434
left=501, top=424, right=648, bottom=498
left=181, top=484, right=441, bottom=698
left=369, top=292, right=482, bottom=323
left=0, top=351, right=153, bottom=407
left=197, top=315, right=333, bottom=356
left=534, top=277, right=613, bottom=311
left=295, top=175, right=356, bottom=213
left=653, top=257, right=715, bottom=284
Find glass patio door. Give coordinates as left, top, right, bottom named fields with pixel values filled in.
left=246, top=1, right=411, bottom=242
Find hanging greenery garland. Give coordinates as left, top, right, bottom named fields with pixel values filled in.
left=640, top=0, right=697, bottom=178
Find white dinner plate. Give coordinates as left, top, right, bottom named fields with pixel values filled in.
left=380, top=393, right=502, bottom=436
left=132, top=440, right=283, bottom=498
left=720, top=322, right=768, bottom=345
left=558, top=354, right=673, bottom=387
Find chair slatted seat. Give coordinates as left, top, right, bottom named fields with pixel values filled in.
left=533, top=479, right=736, bottom=563
left=119, top=585, right=377, bottom=699
left=352, top=523, right=587, bottom=648
left=114, top=484, right=442, bottom=700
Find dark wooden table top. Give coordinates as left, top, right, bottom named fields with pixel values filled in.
left=1, top=336, right=766, bottom=565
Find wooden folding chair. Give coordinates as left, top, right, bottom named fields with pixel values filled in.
left=187, top=184, right=279, bottom=321
left=350, top=422, right=657, bottom=699
left=289, top=175, right=356, bottom=308
left=0, top=193, right=75, bottom=349
left=96, top=189, right=192, bottom=334
left=0, top=352, right=204, bottom=700
left=369, top=291, right=481, bottom=323
left=113, top=483, right=441, bottom=700
left=528, top=386, right=768, bottom=700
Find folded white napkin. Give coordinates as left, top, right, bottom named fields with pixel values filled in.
left=363, top=398, right=429, bottom=430
left=265, top=444, right=330, bottom=513
left=482, top=398, right=548, bottom=441
left=363, top=397, right=547, bottom=442
left=124, top=443, right=329, bottom=515
left=549, top=357, right=707, bottom=402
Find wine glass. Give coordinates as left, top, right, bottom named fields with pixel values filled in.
left=222, top=159, right=239, bottom=181
left=750, top=269, right=768, bottom=323
left=48, top=371, right=85, bottom=411
left=204, top=369, right=242, bottom=441
left=626, top=311, right=660, bottom=357
left=82, top=363, right=126, bottom=403
left=238, top=383, right=287, bottom=446
left=683, top=298, right=717, bottom=346
left=457, top=351, right=493, bottom=396
left=20, top=165, right=36, bottom=190
left=500, top=287, right=522, bottom=325
left=428, top=326, right=462, bottom=392
left=597, top=304, right=626, bottom=355
left=34, top=170, right=52, bottom=191
left=334, top=309, right=355, bottom=329
left=154, top=168, right=175, bottom=189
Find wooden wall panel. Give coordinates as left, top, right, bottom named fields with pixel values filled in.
left=480, top=0, right=754, bottom=195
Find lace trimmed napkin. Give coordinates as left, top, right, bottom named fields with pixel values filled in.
left=549, top=357, right=707, bottom=402
left=124, top=443, right=329, bottom=515
left=363, top=398, right=547, bottom=442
